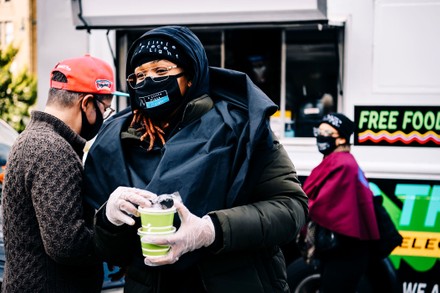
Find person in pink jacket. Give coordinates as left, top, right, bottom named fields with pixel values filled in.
left=303, top=112, right=379, bottom=293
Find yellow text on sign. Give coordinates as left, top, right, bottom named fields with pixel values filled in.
left=392, top=231, right=440, bottom=258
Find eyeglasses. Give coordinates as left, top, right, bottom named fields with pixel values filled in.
left=313, top=127, right=336, bottom=137
left=95, top=98, right=115, bottom=120
left=127, top=66, right=179, bottom=89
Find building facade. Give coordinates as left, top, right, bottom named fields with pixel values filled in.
left=0, top=0, right=37, bottom=74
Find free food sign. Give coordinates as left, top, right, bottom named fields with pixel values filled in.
left=354, top=106, right=440, bottom=147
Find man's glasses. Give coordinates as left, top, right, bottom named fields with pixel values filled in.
left=127, top=66, right=179, bottom=89
left=95, top=98, right=115, bottom=120
left=313, top=127, right=336, bottom=137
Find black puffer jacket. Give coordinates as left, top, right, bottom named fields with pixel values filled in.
left=85, top=26, right=308, bottom=293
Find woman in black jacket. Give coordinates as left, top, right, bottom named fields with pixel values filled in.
left=84, top=25, right=308, bottom=293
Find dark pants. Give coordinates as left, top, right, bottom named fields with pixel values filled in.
left=318, top=234, right=370, bottom=293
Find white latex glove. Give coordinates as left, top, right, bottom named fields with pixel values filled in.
left=142, top=201, right=215, bottom=266
left=105, top=186, right=157, bottom=226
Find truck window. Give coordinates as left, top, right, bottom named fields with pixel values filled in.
left=285, top=26, right=342, bottom=137
left=224, top=28, right=282, bottom=108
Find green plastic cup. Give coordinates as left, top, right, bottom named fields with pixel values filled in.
left=137, top=227, right=176, bottom=256
left=138, top=206, right=176, bottom=231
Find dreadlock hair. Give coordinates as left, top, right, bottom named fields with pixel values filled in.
left=130, top=109, right=169, bottom=151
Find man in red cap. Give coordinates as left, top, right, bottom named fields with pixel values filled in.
left=1, top=54, right=155, bottom=292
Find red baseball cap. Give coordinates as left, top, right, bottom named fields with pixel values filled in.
left=50, top=54, right=128, bottom=96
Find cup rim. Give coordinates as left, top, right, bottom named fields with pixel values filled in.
left=138, top=206, right=176, bottom=214
left=137, top=226, right=176, bottom=236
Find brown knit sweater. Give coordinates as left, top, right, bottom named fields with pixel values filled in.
left=1, top=111, right=102, bottom=293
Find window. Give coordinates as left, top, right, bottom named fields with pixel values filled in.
left=224, top=28, right=281, bottom=106
left=196, top=31, right=222, bottom=68
left=285, top=26, right=342, bottom=137
left=5, top=21, right=13, bottom=45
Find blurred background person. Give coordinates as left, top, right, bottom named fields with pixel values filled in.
left=301, top=113, right=379, bottom=293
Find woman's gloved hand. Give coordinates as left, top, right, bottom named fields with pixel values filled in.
left=105, top=186, right=157, bottom=226
left=142, top=201, right=215, bottom=266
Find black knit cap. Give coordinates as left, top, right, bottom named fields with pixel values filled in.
left=320, top=112, right=355, bottom=140
left=130, top=37, right=191, bottom=73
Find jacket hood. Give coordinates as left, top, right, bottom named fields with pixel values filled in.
left=126, top=26, right=210, bottom=111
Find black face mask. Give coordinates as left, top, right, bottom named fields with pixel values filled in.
left=316, top=135, right=338, bottom=156
left=80, top=99, right=103, bottom=141
left=134, top=73, right=186, bottom=119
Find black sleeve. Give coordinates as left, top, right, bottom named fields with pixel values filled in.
left=210, top=138, right=308, bottom=253
left=94, top=204, right=140, bottom=267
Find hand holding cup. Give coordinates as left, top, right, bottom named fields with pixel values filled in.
left=105, top=186, right=157, bottom=226
left=142, top=201, right=215, bottom=266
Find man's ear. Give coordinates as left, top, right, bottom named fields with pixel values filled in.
left=80, top=94, right=94, bottom=112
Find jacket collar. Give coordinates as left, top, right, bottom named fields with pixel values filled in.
left=180, top=94, right=213, bottom=126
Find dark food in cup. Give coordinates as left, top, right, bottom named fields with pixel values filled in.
left=149, top=194, right=175, bottom=209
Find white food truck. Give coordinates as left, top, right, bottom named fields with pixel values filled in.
left=37, top=0, right=440, bottom=292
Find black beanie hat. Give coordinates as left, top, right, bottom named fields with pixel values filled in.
left=130, top=37, right=191, bottom=73
left=320, top=113, right=355, bottom=141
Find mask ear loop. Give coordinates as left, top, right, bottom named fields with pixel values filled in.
left=91, top=97, right=103, bottom=121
